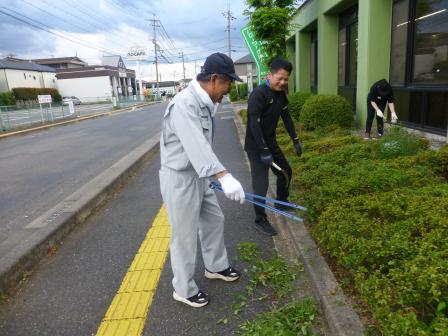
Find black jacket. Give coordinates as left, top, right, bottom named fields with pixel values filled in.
left=367, top=79, right=394, bottom=110
left=244, top=83, right=297, bottom=154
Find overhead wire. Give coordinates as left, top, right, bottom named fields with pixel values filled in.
left=0, top=7, right=121, bottom=55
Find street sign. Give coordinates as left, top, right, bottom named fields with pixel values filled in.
left=241, top=25, right=269, bottom=85
left=37, top=95, right=52, bottom=104
left=126, top=46, right=148, bottom=61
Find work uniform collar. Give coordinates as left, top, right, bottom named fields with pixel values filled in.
left=191, top=79, right=217, bottom=116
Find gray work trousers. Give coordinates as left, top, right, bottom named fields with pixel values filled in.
left=159, top=168, right=229, bottom=298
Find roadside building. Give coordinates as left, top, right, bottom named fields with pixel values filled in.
left=32, top=56, right=88, bottom=69
left=55, top=55, right=136, bottom=102
left=234, top=54, right=258, bottom=84
left=288, top=0, right=448, bottom=140
left=0, top=58, right=57, bottom=92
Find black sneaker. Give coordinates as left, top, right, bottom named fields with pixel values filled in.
left=173, top=290, right=209, bottom=308
left=205, top=266, right=241, bottom=282
left=253, top=218, right=277, bottom=236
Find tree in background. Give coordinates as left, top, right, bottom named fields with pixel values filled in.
left=244, top=0, right=299, bottom=62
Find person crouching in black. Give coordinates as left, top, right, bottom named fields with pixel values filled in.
left=365, top=79, right=398, bottom=139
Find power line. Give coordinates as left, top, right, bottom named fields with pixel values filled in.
left=0, top=7, right=122, bottom=56
left=18, top=0, right=132, bottom=53
left=40, top=0, right=141, bottom=50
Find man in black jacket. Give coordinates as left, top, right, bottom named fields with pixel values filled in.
left=244, top=57, right=302, bottom=236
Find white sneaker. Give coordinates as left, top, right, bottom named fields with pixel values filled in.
left=205, top=266, right=241, bottom=282
left=173, top=290, right=209, bottom=308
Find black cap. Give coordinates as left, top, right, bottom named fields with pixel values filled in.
left=202, top=52, right=243, bottom=82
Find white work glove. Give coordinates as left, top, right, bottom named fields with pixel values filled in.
left=218, top=173, right=245, bottom=204
left=376, top=109, right=384, bottom=118
left=391, top=112, right=398, bottom=123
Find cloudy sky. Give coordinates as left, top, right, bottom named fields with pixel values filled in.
left=0, top=0, right=253, bottom=81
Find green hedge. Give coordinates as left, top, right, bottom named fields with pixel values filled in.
left=316, top=185, right=448, bottom=335
left=238, top=83, right=248, bottom=99
left=229, top=88, right=238, bottom=102
left=276, top=121, right=448, bottom=334
left=300, top=94, right=353, bottom=130
left=0, top=91, right=16, bottom=106
left=287, top=91, right=313, bottom=121
left=239, top=108, right=247, bottom=125
left=12, top=87, right=62, bottom=103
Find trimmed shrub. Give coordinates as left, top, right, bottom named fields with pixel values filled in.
left=278, top=124, right=448, bottom=334
left=0, top=91, right=16, bottom=106
left=229, top=88, right=238, bottom=102
left=316, top=185, right=448, bottom=334
left=287, top=91, right=313, bottom=121
left=300, top=94, right=353, bottom=130
left=237, top=83, right=248, bottom=99
left=238, top=108, right=247, bottom=125
left=377, top=128, right=427, bottom=159
left=12, top=87, right=62, bottom=103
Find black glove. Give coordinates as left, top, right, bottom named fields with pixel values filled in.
left=293, top=138, right=302, bottom=157
left=260, top=148, right=273, bottom=166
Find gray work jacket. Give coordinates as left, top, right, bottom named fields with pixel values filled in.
left=160, top=83, right=225, bottom=178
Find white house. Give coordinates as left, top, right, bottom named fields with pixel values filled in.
left=55, top=55, right=136, bottom=102
left=0, top=58, right=57, bottom=92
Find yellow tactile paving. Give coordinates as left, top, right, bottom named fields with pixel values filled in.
left=96, top=206, right=170, bottom=336
left=96, top=319, right=144, bottom=336
left=104, top=291, right=154, bottom=320
left=129, top=252, right=167, bottom=272
left=119, top=270, right=161, bottom=293
left=138, top=237, right=170, bottom=254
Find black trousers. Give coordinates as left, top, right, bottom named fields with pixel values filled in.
left=247, top=147, right=292, bottom=221
left=366, top=103, right=385, bottom=135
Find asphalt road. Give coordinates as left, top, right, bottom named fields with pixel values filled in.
left=0, top=102, right=167, bottom=246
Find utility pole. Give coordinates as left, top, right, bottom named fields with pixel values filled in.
left=222, top=1, right=236, bottom=59
left=148, top=15, right=160, bottom=99
left=179, top=51, right=186, bottom=80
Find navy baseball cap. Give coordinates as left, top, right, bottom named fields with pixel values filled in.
left=202, top=52, right=243, bottom=82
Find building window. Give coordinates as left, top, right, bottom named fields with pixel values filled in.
left=33, top=76, right=36, bottom=80
left=24, top=73, right=26, bottom=79
left=390, top=0, right=448, bottom=134
left=412, top=0, right=448, bottom=84
left=338, top=6, right=358, bottom=112
left=338, top=28, right=346, bottom=86
left=390, top=0, right=409, bottom=85
left=310, top=30, right=317, bottom=93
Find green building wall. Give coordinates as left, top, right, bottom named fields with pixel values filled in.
left=288, top=0, right=393, bottom=127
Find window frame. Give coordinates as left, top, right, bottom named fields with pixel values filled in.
left=392, top=0, right=448, bottom=89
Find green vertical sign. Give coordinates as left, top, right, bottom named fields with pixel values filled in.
left=241, top=25, right=269, bottom=85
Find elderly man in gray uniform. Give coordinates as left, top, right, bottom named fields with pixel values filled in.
left=159, top=53, right=245, bottom=308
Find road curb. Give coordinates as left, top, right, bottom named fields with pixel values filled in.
left=231, top=104, right=365, bottom=336
left=0, top=132, right=160, bottom=295
left=0, top=101, right=159, bottom=140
